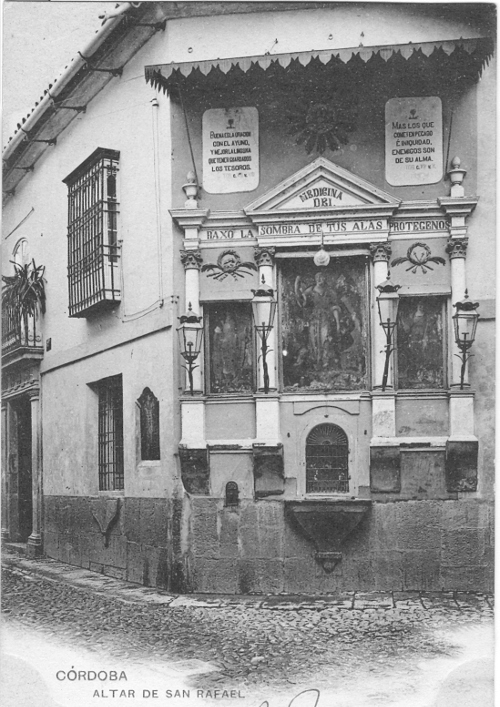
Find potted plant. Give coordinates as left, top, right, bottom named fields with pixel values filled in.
left=2, top=260, right=46, bottom=344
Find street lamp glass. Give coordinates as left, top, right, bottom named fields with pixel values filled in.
left=177, top=305, right=203, bottom=362
left=252, top=298, right=277, bottom=334
left=376, top=291, right=400, bottom=332
left=452, top=292, right=479, bottom=350
left=453, top=310, right=478, bottom=349
left=251, top=277, right=277, bottom=339
left=178, top=324, right=203, bottom=361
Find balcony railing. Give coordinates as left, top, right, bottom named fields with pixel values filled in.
left=2, top=304, right=43, bottom=360
left=68, top=243, right=121, bottom=318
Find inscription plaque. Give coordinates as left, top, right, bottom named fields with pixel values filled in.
left=385, top=97, right=443, bottom=186
left=202, top=107, right=259, bottom=193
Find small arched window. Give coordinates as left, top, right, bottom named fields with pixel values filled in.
left=306, top=424, right=349, bottom=494
left=138, top=388, right=160, bottom=460
left=225, top=481, right=239, bottom=507
left=13, top=238, right=30, bottom=268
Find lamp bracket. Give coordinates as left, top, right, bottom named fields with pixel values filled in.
left=454, top=351, right=474, bottom=362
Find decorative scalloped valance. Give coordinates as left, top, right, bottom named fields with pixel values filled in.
left=145, top=37, right=494, bottom=93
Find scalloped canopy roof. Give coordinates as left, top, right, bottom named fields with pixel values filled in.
left=145, top=37, right=494, bottom=94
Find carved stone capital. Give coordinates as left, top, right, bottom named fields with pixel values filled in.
left=254, top=247, right=276, bottom=267
left=369, top=243, right=392, bottom=263
left=180, top=249, right=203, bottom=270
left=27, top=387, right=41, bottom=402
left=446, top=237, right=468, bottom=260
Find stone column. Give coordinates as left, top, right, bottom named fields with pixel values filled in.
left=254, top=247, right=277, bottom=390
left=446, top=237, right=469, bottom=386
left=179, top=249, right=205, bottom=448
left=254, top=247, right=280, bottom=444
left=369, top=243, right=395, bottom=437
left=180, top=249, right=203, bottom=393
left=370, top=244, right=393, bottom=388
left=27, top=389, right=43, bottom=557
left=1, top=404, right=10, bottom=541
left=446, top=236, right=475, bottom=441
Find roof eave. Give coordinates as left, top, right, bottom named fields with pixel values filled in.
left=145, top=37, right=495, bottom=93
left=2, top=2, right=163, bottom=200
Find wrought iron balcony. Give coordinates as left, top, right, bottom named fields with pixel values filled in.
left=65, top=148, right=121, bottom=318
left=2, top=304, right=43, bottom=367
left=68, top=243, right=121, bottom=318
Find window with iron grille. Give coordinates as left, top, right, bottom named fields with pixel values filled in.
left=63, top=148, right=120, bottom=318
left=98, top=375, right=124, bottom=491
left=225, top=481, right=239, bottom=507
left=138, top=387, right=160, bottom=461
left=306, top=424, right=349, bottom=493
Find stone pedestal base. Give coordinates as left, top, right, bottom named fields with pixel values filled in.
left=26, top=533, right=43, bottom=558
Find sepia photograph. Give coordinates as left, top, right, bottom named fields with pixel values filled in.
left=1, top=2, right=495, bottom=706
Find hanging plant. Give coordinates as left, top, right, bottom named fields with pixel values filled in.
left=288, top=96, right=358, bottom=155
left=2, top=259, right=46, bottom=318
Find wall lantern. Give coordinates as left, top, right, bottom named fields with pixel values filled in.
left=452, top=290, right=479, bottom=390
left=177, top=302, right=203, bottom=395
left=251, top=275, right=277, bottom=394
left=375, top=271, right=401, bottom=392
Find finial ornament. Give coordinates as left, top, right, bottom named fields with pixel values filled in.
left=447, top=155, right=467, bottom=197
left=182, top=171, right=199, bottom=209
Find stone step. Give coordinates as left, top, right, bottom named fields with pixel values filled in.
left=2, top=542, right=28, bottom=557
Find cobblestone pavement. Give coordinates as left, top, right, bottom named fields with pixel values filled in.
left=1, top=551, right=494, bottom=707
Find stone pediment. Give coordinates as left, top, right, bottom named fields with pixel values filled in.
left=245, top=157, right=400, bottom=217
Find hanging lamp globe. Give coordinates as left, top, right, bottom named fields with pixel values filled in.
left=452, top=290, right=479, bottom=351
left=177, top=302, right=203, bottom=363
left=375, top=271, right=401, bottom=333
left=251, top=275, right=277, bottom=339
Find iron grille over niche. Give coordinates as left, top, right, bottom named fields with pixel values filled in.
left=63, top=148, right=120, bottom=318
left=306, top=423, right=349, bottom=494
left=97, top=375, right=124, bottom=491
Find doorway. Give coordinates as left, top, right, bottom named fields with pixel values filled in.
left=11, top=397, right=32, bottom=542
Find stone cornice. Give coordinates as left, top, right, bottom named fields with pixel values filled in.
left=392, top=199, right=443, bottom=217
left=199, top=210, right=252, bottom=229
left=172, top=199, right=466, bottom=231
left=256, top=233, right=388, bottom=248
left=169, top=209, right=210, bottom=229
left=170, top=197, right=479, bottom=248
left=2, top=379, right=40, bottom=401
left=245, top=203, right=398, bottom=226
left=437, top=196, right=479, bottom=218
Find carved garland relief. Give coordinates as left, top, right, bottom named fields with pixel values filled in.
left=391, top=242, right=446, bottom=274
left=201, top=250, right=257, bottom=281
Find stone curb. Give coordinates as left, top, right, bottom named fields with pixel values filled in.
left=2, top=550, right=494, bottom=612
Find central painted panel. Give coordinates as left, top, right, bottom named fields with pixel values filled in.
left=280, top=258, right=369, bottom=392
